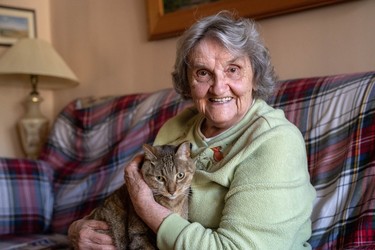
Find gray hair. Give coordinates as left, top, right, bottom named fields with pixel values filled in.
left=172, top=11, right=277, bottom=100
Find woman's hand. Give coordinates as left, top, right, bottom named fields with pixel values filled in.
left=124, top=155, right=154, bottom=209
left=68, top=218, right=115, bottom=250
left=124, top=155, right=172, bottom=233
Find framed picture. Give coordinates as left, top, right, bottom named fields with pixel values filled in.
left=146, top=0, right=351, bottom=40
left=0, top=5, right=36, bottom=46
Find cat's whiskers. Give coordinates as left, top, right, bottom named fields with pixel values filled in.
left=185, top=191, right=193, bottom=198
left=152, top=190, right=165, bottom=197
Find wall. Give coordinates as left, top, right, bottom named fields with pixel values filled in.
left=0, top=0, right=53, bottom=157
left=50, top=0, right=177, bottom=112
left=260, top=0, right=375, bottom=80
left=0, top=0, right=374, bottom=158
left=0, top=0, right=176, bottom=158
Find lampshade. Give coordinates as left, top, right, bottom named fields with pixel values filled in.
left=0, top=38, right=79, bottom=88
left=0, top=38, right=79, bottom=159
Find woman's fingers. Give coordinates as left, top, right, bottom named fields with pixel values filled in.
left=68, top=219, right=115, bottom=249
left=124, top=154, right=144, bottom=182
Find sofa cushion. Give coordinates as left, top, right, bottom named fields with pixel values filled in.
left=0, top=159, right=54, bottom=235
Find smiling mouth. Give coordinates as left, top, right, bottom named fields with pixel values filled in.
left=209, top=97, right=233, bottom=103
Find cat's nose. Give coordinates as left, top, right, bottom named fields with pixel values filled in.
left=168, top=184, right=176, bottom=195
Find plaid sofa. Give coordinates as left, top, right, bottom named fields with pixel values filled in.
left=0, top=72, right=374, bottom=249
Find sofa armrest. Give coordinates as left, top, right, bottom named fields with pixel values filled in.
left=269, top=71, right=375, bottom=249
left=0, top=158, right=54, bottom=235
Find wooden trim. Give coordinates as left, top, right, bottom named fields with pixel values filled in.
left=146, top=0, right=352, bottom=40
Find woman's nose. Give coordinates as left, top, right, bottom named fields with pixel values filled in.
left=211, top=72, right=228, bottom=94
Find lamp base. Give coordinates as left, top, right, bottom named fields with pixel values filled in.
left=18, top=93, right=49, bottom=160
left=18, top=117, right=48, bottom=160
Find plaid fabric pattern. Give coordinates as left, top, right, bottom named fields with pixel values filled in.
left=269, top=72, right=375, bottom=249
left=39, top=89, right=193, bottom=233
left=0, top=159, right=54, bottom=234
left=0, top=72, right=374, bottom=249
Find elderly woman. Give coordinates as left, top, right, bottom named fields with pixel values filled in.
left=69, top=11, right=316, bottom=249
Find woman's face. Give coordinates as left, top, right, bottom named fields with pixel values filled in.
left=187, top=37, right=254, bottom=137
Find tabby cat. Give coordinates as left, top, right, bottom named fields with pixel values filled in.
left=87, top=141, right=195, bottom=249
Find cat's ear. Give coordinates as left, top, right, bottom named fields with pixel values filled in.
left=176, top=141, right=191, bottom=161
left=143, top=144, right=157, bottom=161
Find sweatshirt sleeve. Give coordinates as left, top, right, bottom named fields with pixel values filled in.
left=156, top=121, right=316, bottom=249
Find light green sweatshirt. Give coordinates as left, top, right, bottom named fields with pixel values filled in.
left=154, top=99, right=316, bottom=250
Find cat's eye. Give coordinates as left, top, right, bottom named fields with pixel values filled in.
left=156, top=176, right=164, bottom=182
left=176, top=172, right=185, bottom=180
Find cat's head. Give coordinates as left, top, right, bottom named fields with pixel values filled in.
left=141, top=141, right=195, bottom=200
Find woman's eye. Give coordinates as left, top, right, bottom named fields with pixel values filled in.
left=196, top=70, right=211, bottom=82
left=176, top=172, right=185, bottom=179
left=229, top=67, right=238, bottom=73
left=226, top=66, right=241, bottom=79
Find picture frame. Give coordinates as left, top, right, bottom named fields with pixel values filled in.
left=146, top=0, right=351, bottom=40
left=0, top=5, right=37, bottom=46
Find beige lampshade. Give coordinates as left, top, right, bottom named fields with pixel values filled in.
left=0, top=38, right=79, bottom=89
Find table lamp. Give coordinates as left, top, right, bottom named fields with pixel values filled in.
left=0, top=38, right=79, bottom=159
